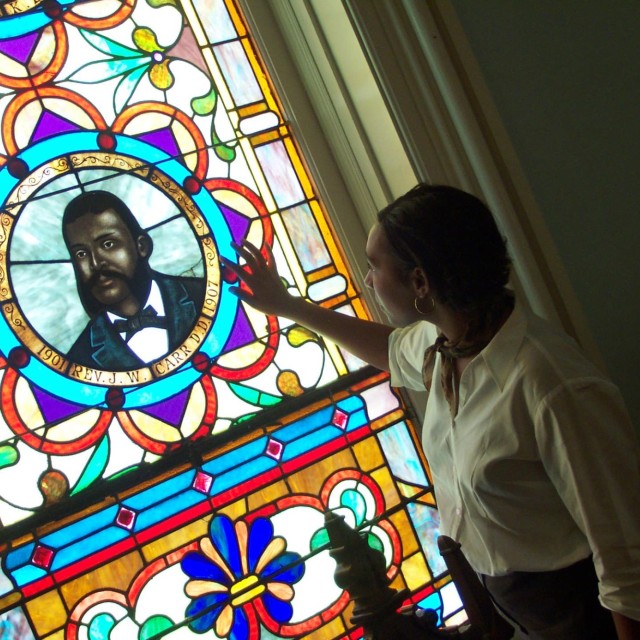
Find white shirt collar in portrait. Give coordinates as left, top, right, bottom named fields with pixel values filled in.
left=108, top=280, right=169, bottom=362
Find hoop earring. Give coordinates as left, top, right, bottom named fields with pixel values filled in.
left=414, top=296, right=435, bottom=315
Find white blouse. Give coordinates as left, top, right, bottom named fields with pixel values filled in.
left=388, top=300, right=640, bottom=619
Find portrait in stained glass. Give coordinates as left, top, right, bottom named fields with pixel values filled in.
left=0, top=0, right=462, bottom=637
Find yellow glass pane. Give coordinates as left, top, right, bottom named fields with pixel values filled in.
left=397, top=481, right=425, bottom=500
left=352, top=436, right=384, bottom=472
left=301, top=613, right=346, bottom=639
left=390, top=571, right=407, bottom=592
left=142, top=519, right=209, bottom=562
left=371, top=466, right=401, bottom=510
left=287, top=449, right=357, bottom=495
left=0, top=592, right=20, bottom=611
left=60, top=551, right=144, bottom=610
left=389, top=509, right=419, bottom=557
left=247, top=480, right=290, bottom=512
left=402, top=551, right=432, bottom=591
left=25, top=589, right=67, bottom=636
left=417, top=492, right=438, bottom=507
left=219, top=497, right=248, bottom=521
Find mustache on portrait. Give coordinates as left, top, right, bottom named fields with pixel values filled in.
left=76, top=262, right=151, bottom=318
left=86, top=268, right=130, bottom=289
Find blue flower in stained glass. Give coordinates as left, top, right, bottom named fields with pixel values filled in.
left=181, top=515, right=304, bottom=638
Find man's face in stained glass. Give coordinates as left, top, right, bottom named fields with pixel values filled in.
left=64, top=208, right=151, bottom=317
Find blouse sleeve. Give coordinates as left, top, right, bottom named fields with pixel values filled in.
left=388, top=321, right=434, bottom=391
left=534, top=377, right=640, bottom=619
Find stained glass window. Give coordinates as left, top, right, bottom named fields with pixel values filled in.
left=0, top=1, right=462, bottom=637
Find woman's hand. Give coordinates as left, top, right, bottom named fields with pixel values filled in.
left=221, top=241, right=297, bottom=317
left=222, top=239, right=393, bottom=372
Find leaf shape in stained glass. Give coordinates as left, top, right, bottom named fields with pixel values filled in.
left=192, top=88, right=217, bottom=116
left=209, top=516, right=243, bottom=577
left=140, top=614, right=173, bottom=639
left=260, top=551, right=304, bottom=583
left=185, top=591, right=227, bottom=633
left=226, top=605, right=249, bottom=640
left=149, top=59, right=174, bottom=90
left=286, top=326, right=319, bottom=347
left=247, top=518, right=273, bottom=572
left=148, top=0, right=178, bottom=7
left=0, top=444, right=18, bottom=469
left=212, top=136, right=237, bottom=162
left=67, top=57, right=150, bottom=84
left=276, top=371, right=304, bottom=397
left=114, top=65, right=150, bottom=115
left=365, top=531, right=384, bottom=554
left=133, top=27, right=163, bottom=54
left=228, top=382, right=282, bottom=408
left=70, top=436, right=109, bottom=496
left=182, top=552, right=230, bottom=583
left=88, top=612, right=116, bottom=639
left=80, top=28, right=141, bottom=59
left=340, top=488, right=366, bottom=526
left=231, top=413, right=258, bottom=426
left=310, top=527, right=329, bottom=551
left=110, top=465, right=139, bottom=481
left=261, top=591, right=293, bottom=624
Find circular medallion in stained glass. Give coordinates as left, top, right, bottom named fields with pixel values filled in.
left=0, top=132, right=235, bottom=406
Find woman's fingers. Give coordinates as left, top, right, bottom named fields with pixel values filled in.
left=222, top=241, right=288, bottom=316
left=264, top=242, right=275, bottom=268
left=231, top=240, right=272, bottom=275
left=220, top=255, right=245, bottom=281
left=230, top=241, right=256, bottom=271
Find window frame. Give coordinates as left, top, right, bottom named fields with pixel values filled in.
left=241, top=0, right=602, bottom=365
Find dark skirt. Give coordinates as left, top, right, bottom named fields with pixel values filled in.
left=480, top=556, right=617, bottom=640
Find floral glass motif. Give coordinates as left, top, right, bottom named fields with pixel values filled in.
left=0, top=1, right=462, bottom=638
left=181, top=515, right=305, bottom=637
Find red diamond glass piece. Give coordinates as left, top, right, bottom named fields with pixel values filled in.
left=332, top=408, right=349, bottom=430
left=266, top=438, right=283, bottom=460
left=116, top=506, right=136, bottom=530
left=32, top=545, right=54, bottom=569
left=193, top=470, right=213, bottom=494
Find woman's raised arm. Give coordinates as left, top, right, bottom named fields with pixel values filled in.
left=221, top=241, right=393, bottom=372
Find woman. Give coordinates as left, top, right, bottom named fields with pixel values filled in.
left=222, top=184, right=640, bottom=639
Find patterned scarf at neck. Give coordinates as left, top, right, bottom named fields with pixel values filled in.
left=422, top=293, right=514, bottom=418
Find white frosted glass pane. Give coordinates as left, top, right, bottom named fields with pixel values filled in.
left=239, top=110, right=279, bottom=135
left=378, top=422, right=429, bottom=486
left=307, top=275, right=347, bottom=302
left=213, top=41, right=262, bottom=105
left=281, top=203, right=331, bottom=271
left=196, top=0, right=238, bottom=43
left=255, top=141, right=304, bottom=208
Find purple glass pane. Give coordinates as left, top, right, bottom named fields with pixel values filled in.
left=143, top=390, right=191, bottom=425
left=0, top=32, right=39, bottom=65
left=31, top=111, right=80, bottom=143
left=137, top=128, right=181, bottom=160
left=33, top=387, right=83, bottom=423
left=222, top=305, right=255, bottom=352
left=217, top=201, right=251, bottom=245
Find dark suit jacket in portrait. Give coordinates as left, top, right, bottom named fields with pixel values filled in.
left=67, top=271, right=205, bottom=370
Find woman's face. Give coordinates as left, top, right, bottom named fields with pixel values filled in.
left=364, top=223, right=419, bottom=326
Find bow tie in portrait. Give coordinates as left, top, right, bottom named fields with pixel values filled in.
left=112, top=305, right=167, bottom=341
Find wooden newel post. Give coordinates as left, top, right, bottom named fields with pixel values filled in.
left=324, top=510, right=452, bottom=639
left=436, top=536, right=514, bottom=640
